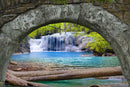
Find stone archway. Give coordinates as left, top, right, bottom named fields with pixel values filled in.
left=0, top=3, right=130, bottom=87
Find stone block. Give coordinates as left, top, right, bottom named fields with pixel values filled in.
left=107, top=4, right=115, bottom=9
left=103, top=4, right=110, bottom=9
left=5, top=9, right=15, bottom=14
left=106, top=8, right=118, bottom=12
left=115, top=4, right=129, bottom=11
left=114, top=0, right=123, bottom=4
left=126, top=5, right=130, bottom=10
left=124, top=0, right=130, bottom=4
left=113, top=12, right=123, bottom=20
left=127, top=22, right=130, bottom=27
left=93, top=1, right=102, bottom=6
left=124, top=12, right=130, bottom=20
left=81, top=0, right=89, bottom=3
left=16, top=7, right=28, bottom=13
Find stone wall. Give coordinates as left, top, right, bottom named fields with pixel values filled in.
left=0, top=0, right=130, bottom=28
left=100, top=0, right=130, bottom=26
left=0, top=3, right=130, bottom=87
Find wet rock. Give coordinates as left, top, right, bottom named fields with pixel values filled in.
left=10, top=61, right=18, bottom=65
left=96, top=77, right=109, bottom=79
left=65, top=45, right=81, bottom=52
left=13, top=68, right=22, bottom=71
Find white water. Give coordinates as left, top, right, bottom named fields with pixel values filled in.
left=29, top=32, right=81, bottom=52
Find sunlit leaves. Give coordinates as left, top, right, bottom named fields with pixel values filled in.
left=29, top=22, right=89, bottom=38
left=86, top=32, right=112, bottom=54
left=29, top=22, right=113, bottom=54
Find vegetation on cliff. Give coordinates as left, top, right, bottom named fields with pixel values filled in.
left=86, top=32, right=113, bottom=56
left=29, top=23, right=89, bottom=38
left=28, top=22, right=114, bottom=56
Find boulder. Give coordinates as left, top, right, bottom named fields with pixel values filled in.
left=10, top=61, right=18, bottom=65
left=77, top=37, right=93, bottom=50
left=65, top=45, right=81, bottom=52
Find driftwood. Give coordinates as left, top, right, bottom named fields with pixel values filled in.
left=6, top=70, right=51, bottom=87
left=6, top=67, right=122, bottom=87
left=18, top=67, right=122, bottom=81
left=9, top=69, right=92, bottom=77
left=9, top=69, right=69, bottom=77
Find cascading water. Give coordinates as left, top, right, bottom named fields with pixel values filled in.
left=29, top=32, right=81, bottom=52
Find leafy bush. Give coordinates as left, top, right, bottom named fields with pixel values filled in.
left=29, top=22, right=113, bottom=55
left=29, top=23, right=89, bottom=38
left=86, top=32, right=113, bottom=55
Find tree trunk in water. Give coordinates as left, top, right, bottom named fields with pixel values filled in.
left=6, top=70, right=51, bottom=87
left=6, top=67, right=123, bottom=87
left=19, top=67, right=122, bottom=81
left=8, top=70, right=69, bottom=77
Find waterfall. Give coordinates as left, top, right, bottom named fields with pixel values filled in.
left=29, top=32, right=81, bottom=52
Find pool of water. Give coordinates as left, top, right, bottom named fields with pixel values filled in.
left=10, top=52, right=128, bottom=87
left=36, top=78, right=128, bottom=87
left=11, top=52, right=120, bottom=68
left=6, top=77, right=128, bottom=87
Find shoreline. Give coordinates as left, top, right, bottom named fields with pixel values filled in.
left=13, top=52, right=116, bottom=57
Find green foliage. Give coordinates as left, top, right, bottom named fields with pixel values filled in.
left=86, top=32, right=112, bottom=54
left=29, top=22, right=113, bottom=55
left=29, top=23, right=61, bottom=38
left=29, top=22, right=89, bottom=38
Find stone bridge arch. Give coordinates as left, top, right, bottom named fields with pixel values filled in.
left=0, top=3, right=130, bottom=87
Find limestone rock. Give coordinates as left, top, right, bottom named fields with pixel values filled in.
left=10, top=61, right=18, bottom=65
left=65, top=45, right=81, bottom=52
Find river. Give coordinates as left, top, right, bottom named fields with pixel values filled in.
left=8, top=52, right=128, bottom=87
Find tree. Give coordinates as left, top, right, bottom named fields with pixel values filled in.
left=29, top=22, right=113, bottom=55
left=86, top=32, right=113, bottom=56
left=28, top=22, right=89, bottom=38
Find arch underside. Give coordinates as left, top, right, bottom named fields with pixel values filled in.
left=0, top=3, right=130, bottom=87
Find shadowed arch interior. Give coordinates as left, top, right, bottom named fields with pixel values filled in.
left=0, top=3, right=130, bottom=87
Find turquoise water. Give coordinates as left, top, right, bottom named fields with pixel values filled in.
left=11, top=52, right=119, bottom=68
left=10, top=52, right=128, bottom=87
left=36, top=78, right=127, bottom=87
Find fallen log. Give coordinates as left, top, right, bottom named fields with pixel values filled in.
left=19, top=67, right=122, bottom=81
left=6, top=70, right=51, bottom=87
left=10, top=61, right=18, bottom=65
left=9, top=69, right=69, bottom=77
left=9, top=69, right=91, bottom=77
left=9, top=67, right=122, bottom=78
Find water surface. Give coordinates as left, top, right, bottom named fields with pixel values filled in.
left=11, top=52, right=119, bottom=68
left=10, top=52, right=128, bottom=87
